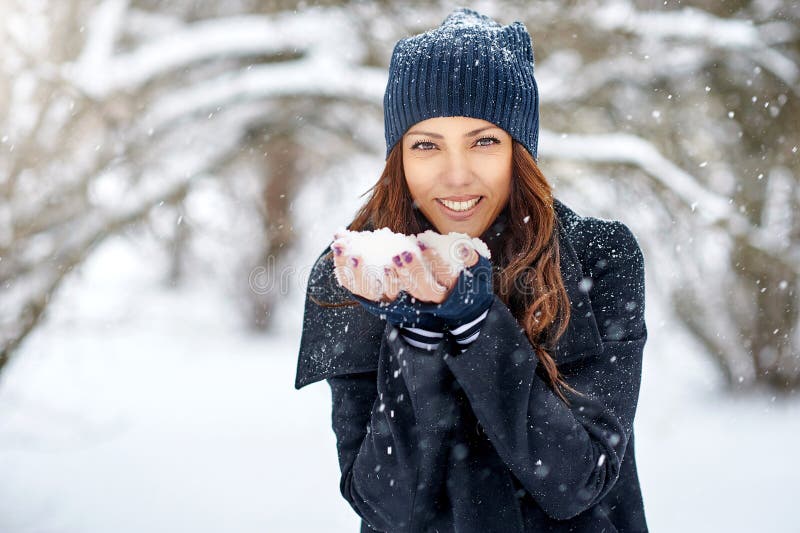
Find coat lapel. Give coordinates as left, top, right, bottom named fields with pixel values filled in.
left=550, top=203, right=605, bottom=363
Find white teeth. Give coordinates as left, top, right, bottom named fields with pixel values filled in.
left=439, top=197, right=480, bottom=211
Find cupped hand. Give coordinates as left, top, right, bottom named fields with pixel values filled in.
left=331, top=243, right=401, bottom=302
left=390, top=237, right=480, bottom=304
left=331, top=236, right=481, bottom=304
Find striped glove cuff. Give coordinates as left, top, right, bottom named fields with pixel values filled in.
left=398, top=307, right=489, bottom=354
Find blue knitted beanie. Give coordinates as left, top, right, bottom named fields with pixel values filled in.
left=383, top=7, right=540, bottom=161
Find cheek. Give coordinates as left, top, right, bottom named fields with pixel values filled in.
left=476, top=161, right=512, bottom=191
left=404, top=174, right=424, bottom=199
left=497, top=168, right=513, bottom=191
left=403, top=161, right=435, bottom=197
left=495, top=152, right=513, bottom=192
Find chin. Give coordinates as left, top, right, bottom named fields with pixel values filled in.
left=434, top=219, right=483, bottom=237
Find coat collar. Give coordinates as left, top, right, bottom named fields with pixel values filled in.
left=550, top=199, right=604, bottom=363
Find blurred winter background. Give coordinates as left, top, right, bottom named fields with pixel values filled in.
left=0, top=0, right=798, bottom=531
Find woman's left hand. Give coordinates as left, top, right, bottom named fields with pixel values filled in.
left=388, top=239, right=480, bottom=304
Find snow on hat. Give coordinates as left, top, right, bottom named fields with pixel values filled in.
left=383, top=7, right=540, bottom=161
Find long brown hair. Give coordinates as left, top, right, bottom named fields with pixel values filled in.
left=312, top=141, right=582, bottom=405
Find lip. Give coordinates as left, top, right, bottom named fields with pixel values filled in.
left=435, top=196, right=484, bottom=221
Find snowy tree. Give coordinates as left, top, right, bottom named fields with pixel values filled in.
left=0, top=0, right=388, bottom=372
left=523, top=1, right=800, bottom=392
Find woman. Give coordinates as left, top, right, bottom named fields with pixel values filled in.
left=294, top=8, right=648, bottom=533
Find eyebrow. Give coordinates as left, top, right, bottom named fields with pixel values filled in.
left=405, top=126, right=498, bottom=139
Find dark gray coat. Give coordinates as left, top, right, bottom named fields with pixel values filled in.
left=295, top=198, right=648, bottom=532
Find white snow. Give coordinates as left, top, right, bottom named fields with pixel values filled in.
left=333, top=226, right=490, bottom=277
left=417, top=229, right=491, bottom=273
left=333, top=227, right=421, bottom=268
left=0, top=235, right=354, bottom=532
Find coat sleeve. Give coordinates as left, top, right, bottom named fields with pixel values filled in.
left=443, top=220, right=647, bottom=521
left=326, top=325, right=460, bottom=532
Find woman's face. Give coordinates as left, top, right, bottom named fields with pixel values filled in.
left=402, top=116, right=513, bottom=238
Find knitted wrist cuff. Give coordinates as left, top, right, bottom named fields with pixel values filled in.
left=352, top=293, right=446, bottom=330
left=415, top=254, right=494, bottom=325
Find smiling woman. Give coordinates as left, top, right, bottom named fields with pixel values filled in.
left=403, top=116, right=513, bottom=238
left=295, top=7, right=649, bottom=533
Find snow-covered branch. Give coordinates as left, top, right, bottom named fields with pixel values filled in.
left=589, top=3, right=799, bottom=88
left=74, top=0, right=130, bottom=77
left=593, top=3, right=762, bottom=48
left=66, top=6, right=364, bottom=97
left=542, top=129, right=729, bottom=217
left=140, top=53, right=386, bottom=134
left=0, top=103, right=253, bottom=369
left=540, top=129, right=799, bottom=273
left=538, top=47, right=708, bottom=104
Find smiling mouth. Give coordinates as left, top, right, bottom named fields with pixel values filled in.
left=436, top=196, right=483, bottom=212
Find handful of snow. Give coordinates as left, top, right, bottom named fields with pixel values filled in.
left=332, top=226, right=491, bottom=276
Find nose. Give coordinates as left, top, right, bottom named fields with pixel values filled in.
left=440, top=150, right=474, bottom=188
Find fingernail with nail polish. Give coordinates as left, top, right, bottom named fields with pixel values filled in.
left=417, top=241, right=427, bottom=251
left=392, top=255, right=403, bottom=267
left=402, top=251, right=413, bottom=263
left=350, top=257, right=359, bottom=267
left=332, top=245, right=342, bottom=256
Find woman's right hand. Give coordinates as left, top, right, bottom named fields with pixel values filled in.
left=331, top=243, right=403, bottom=302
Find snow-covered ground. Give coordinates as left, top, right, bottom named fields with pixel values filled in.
left=0, top=232, right=798, bottom=533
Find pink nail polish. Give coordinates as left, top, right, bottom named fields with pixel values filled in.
left=350, top=257, right=359, bottom=267
left=392, top=255, right=403, bottom=267
left=417, top=240, right=427, bottom=251
left=402, top=251, right=413, bottom=263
